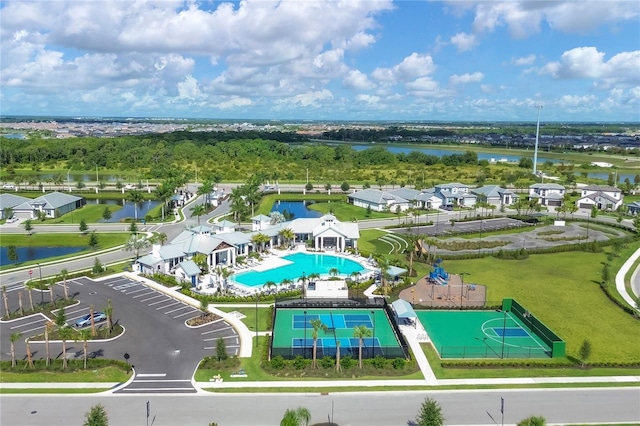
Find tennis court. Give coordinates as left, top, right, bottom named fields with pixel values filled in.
left=272, top=308, right=405, bottom=359
left=416, top=309, right=554, bottom=359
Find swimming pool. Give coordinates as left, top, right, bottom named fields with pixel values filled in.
left=232, top=252, right=368, bottom=287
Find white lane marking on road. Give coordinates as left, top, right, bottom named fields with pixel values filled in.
left=136, top=373, right=167, bottom=378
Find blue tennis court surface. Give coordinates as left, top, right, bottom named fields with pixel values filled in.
left=293, top=314, right=373, bottom=329
left=492, top=327, right=530, bottom=338
left=292, top=337, right=380, bottom=348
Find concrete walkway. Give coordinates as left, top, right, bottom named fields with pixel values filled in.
left=615, top=247, right=640, bottom=310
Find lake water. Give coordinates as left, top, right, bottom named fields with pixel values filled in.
left=94, top=199, right=161, bottom=222
left=349, top=144, right=562, bottom=164
left=0, top=246, right=85, bottom=266
left=270, top=201, right=323, bottom=219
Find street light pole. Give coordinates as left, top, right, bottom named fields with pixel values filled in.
left=371, top=310, right=376, bottom=358
left=459, top=272, right=470, bottom=310
left=37, top=263, right=43, bottom=306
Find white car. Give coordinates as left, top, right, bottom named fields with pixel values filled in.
left=124, top=184, right=136, bottom=189
left=2, top=184, right=15, bottom=189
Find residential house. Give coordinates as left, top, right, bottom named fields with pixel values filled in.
left=576, top=185, right=623, bottom=211
left=472, top=185, right=517, bottom=207
left=347, top=188, right=411, bottom=212
left=433, top=183, right=476, bottom=207
left=11, top=192, right=85, bottom=219
left=529, top=183, right=566, bottom=207
left=626, top=201, right=640, bottom=215
left=0, top=193, right=31, bottom=219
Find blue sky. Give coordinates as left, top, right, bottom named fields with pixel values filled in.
left=1, top=0, right=638, bottom=122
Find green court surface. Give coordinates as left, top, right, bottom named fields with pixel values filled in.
left=272, top=308, right=403, bottom=358
left=416, top=310, right=552, bottom=359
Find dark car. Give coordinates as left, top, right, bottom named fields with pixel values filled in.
left=74, top=312, right=107, bottom=328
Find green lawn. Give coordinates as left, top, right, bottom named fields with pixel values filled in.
left=216, top=305, right=273, bottom=332
left=440, top=245, right=640, bottom=363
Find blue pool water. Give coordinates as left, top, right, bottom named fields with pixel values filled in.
left=232, top=252, right=367, bottom=287
left=270, top=201, right=323, bottom=219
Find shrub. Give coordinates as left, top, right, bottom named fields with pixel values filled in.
left=371, top=355, right=386, bottom=369
left=270, top=355, right=286, bottom=370
left=340, top=355, right=356, bottom=370
left=392, top=357, right=406, bottom=370
left=292, top=355, right=308, bottom=370
left=319, top=356, right=335, bottom=369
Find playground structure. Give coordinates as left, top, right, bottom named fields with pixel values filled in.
left=428, top=259, right=449, bottom=285
left=401, top=259, right=486, bottom=308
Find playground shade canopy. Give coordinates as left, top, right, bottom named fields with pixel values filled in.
left=387, top=266, right=407, bottom=279
left=391, top=299, right=416, bottom=319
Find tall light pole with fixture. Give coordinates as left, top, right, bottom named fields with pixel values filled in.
left=533, top=105, right=543, bottom=176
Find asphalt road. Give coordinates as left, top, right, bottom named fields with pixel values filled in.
left=1, top=388, right=638, bottom=426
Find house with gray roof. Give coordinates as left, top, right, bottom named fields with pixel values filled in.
left=472, top=185, right=517, bottom=207
left=626, top=201, right=640, bottom=215
left=0, top=193, right=31, bottom=219
left=576, top=185, right=623, bottom=211
left=529, top=183, right=566, bottom=207
left=347, top=188, right=411, bottom=212
left=11, top=192, right=85, bottom=219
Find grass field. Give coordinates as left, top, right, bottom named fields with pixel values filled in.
left=441, top=244, right=640, bottom=362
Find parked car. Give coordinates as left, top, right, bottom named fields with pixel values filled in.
left=2, top=183, right=15, bottom=189
left=124, top=184, right=136, bottom=189
left=75, top=312, right=107, bottom=328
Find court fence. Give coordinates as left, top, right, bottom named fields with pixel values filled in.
left=270, top=297, right=410, bottom=361
left=439, top=345, right=551, bottom=359
left=503, top=298, right=566, bottom=358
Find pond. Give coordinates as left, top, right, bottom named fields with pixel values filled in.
left=350, top=144, right=563, bottom=164
left=0, top=246, right=86, bottom=266
left=270, top=201, right=323, bottom=219
left=93, top=199, right=161, bottom=222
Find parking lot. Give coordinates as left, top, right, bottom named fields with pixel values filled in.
left=1, top=274, right=239, bottom=393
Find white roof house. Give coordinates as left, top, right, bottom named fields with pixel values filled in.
left=347, top=188, right=411, bottom=212
left=472, top=185, right=517, bottom=206
left=576, top=185, right=623, bottom=211
left=11, top=192, right=84, bottom=219
left=0, top=194, right=31, bottom=218
left=529, top=183, right=566, bottom=207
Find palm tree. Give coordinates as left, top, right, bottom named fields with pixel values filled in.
left=89, top=304, right=97, bottom=337
left=264, top=281, right=277, bottom=294
left=59, top=268, right=69, bottom=300
left=77, top=328, right=92, bottom=369
left=123, top=235, right=151, bottom=260
left=310, top=318, right=328, bottom=369
left=104, top=299, right=114, bottom=331
left=280, top=278, right=293, bottom=292
left=280, top=407, right=311, bottom=426
left=229, top=186, right=249, bottom=224
left=197, top=179, right=214, bottom=206
left=298, top=275, right=308, bottom=298
left=25, top=281, right=35, bottom=312
left=403, top=233, right=421, bottom=277
left=154, top=181, right=174, bottom=221
left=374, top=255, right=391, bottom=295
left=335, top=340, right=342, bottom=372
left=25, top=337, right=34, bottom=369
left=156, top=232, right=168, bottom=245
left=59, top=326, right=73, bottom=370
left=328, top=268, right=340, bottom=278
left=9, top=332, right=21, bottom=368
left=190, top=203, right=207, bottom=225
left=126, top=189, right=145, bottom=221
left=2, top=285, right=8, bottom=318
left=349, top=271, right=362, bottom=283
left=251, top=233, right=270, bottom=253
left=278, top=227, right=295, bottom=248
left=353, top=325, right=372, bottom=368
left=44, top=320, right=53, bottom=366
left=48, top=278, right=56, bottom=308
left=18, top=290, right=24, bottom=315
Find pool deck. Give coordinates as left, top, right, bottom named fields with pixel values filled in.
left=196, top=248, right=377, bottom=296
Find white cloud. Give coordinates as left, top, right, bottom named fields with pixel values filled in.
left=540, top=47, right=640, bottom=88
left=343, top=70, right=376, bottom=90
left=371, top=53, right=436, bottom=83
left=278, top=89, right=334, bottom=108
left=450, top=72, right=484, bottom=85
left=450, top=32, right=478, bottom=52
left=406, top=77, right=449, bottom=98
left=177, top=75, right=201, bottom=100
left=216, top=96, right=252, bottom=110
left=356, top=94, right=381, bottom=105
left=513, top=54, right=536, bottom=66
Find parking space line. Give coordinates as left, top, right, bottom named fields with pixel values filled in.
left=139, top=295, right=164, bottom=302
left=126, top=288, right=148, bottom=295
left=155, top=301, right=181, bottom=311
left=173, top=311, right=196, bottom=319
left=114, top=282, right=140, bottom=291
left=200, top=325, right=231, bottom=335
left=132, top=291, right=155, bottom=299
left=147, top=298, right=171, bottom=306
left=164, top=306, right=191, bottom=314
left=203, top=334, right=238, bottom=342
left=10, top=318, right=47, bottom=330
left=18, top=325, right=47, bottom=334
